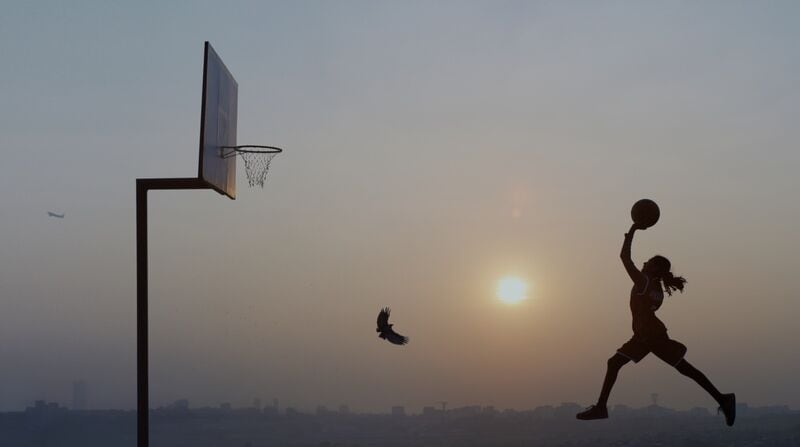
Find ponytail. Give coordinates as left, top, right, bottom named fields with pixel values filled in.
left=660, top=271, right=686, bottom=296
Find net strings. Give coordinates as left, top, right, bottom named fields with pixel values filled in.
left=240, top=152, right=277, bottom=187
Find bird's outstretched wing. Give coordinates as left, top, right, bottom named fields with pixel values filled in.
left=377, top=307, right=391, bottom=331
left=376, top=307, right=409, bottom=345
left=385, top=328, right=409, bottom=345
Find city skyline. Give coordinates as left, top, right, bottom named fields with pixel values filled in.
left=11, top=394, right=795, bottom=416
left=6, top=398, right=798, bottom=446
left=8, top=377, right=797, bottom=414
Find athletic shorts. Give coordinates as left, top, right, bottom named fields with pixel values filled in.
left=617, top=332, right=687, bottom=366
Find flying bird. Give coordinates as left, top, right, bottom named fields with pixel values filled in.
left=47, top=211, right=65, bottom=219
left=376, top=307, right=408, bottom=345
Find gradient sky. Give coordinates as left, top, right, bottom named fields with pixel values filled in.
left=1, top=1, right=799, bottom=413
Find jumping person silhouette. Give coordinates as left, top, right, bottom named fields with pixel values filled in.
left=576, top=222, right=736, bottom=425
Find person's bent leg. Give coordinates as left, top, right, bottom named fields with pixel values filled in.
left=577, top=353, right=630, bottom=420
left=599, top=353, right=631, bottom=407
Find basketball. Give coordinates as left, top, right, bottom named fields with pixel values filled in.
left=631, top=199, right=660, bottom=229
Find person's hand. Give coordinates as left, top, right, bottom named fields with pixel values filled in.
left=629, top=222, right=645, bottom=232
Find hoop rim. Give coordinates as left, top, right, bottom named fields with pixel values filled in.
left=220, top=145, right=283, bottom=159
left=222, top=145, right=283, bottom=154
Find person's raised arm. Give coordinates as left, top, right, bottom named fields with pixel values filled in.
left=621, top=223, right=644, bottom=284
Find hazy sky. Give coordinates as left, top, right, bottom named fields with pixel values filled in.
left=1, top=1, right=799, bottom=413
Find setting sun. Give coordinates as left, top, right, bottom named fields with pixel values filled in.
left=497, top=276, right=529, bottom=304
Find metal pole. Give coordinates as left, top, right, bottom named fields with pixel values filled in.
left=136, top=179, right=149, bottom=447
left=136, top=177, right=209, bottom=447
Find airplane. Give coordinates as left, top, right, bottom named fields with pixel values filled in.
left=47, top=211, right=65, bottom=219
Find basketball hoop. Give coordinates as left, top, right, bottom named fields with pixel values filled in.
left=220, top=145, right=283, bottom=188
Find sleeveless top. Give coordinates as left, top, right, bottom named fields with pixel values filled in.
left=629, top=275, right=666, bottom=336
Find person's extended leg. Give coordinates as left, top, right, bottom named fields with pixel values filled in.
left=577, top=353, right=630, bottom=420
left=675, top=359, right=722, bottom=401
left=675, top=359, right=735, bottom=426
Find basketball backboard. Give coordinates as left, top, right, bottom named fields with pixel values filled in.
left=198, top=42, right=238, bottom=199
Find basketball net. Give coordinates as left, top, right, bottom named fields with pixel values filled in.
left=240, top=151, right=278, bottom=188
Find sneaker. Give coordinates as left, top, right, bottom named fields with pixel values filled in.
left=576, top=404, right=608, bottom=420
left=717, top=393, right=736, bottom=426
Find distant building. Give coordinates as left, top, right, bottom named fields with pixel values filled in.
left=220, top=403, right=232, bottom=411
left=611, top=404, right=632, bottom=416
left=736, top=402, right=749, bottom=416
left=554, top=402, right=581, bottom=418
left=391, top=406, right=406, bottom=417
left=450, top=406, right=481, bottom=417
left=644, top=402, right=674, bottom=416
left=316, top=405, right=329, bottom=415
left=532, top=405, right=555, bottom=419
left=754, top=405, right=790, bottom=415
left=338, top=404, right=350, bottom=415
left=26, top=401, right=68, bottom=429
left=168, top=399, right=189, bottom=411
left=72, top=380, right=88, bottom=410
left=252, top=398, right=261, bottom=410
left=422, top=406, right=438, bottom=417
left=689, top=406, right=711, bottom=417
